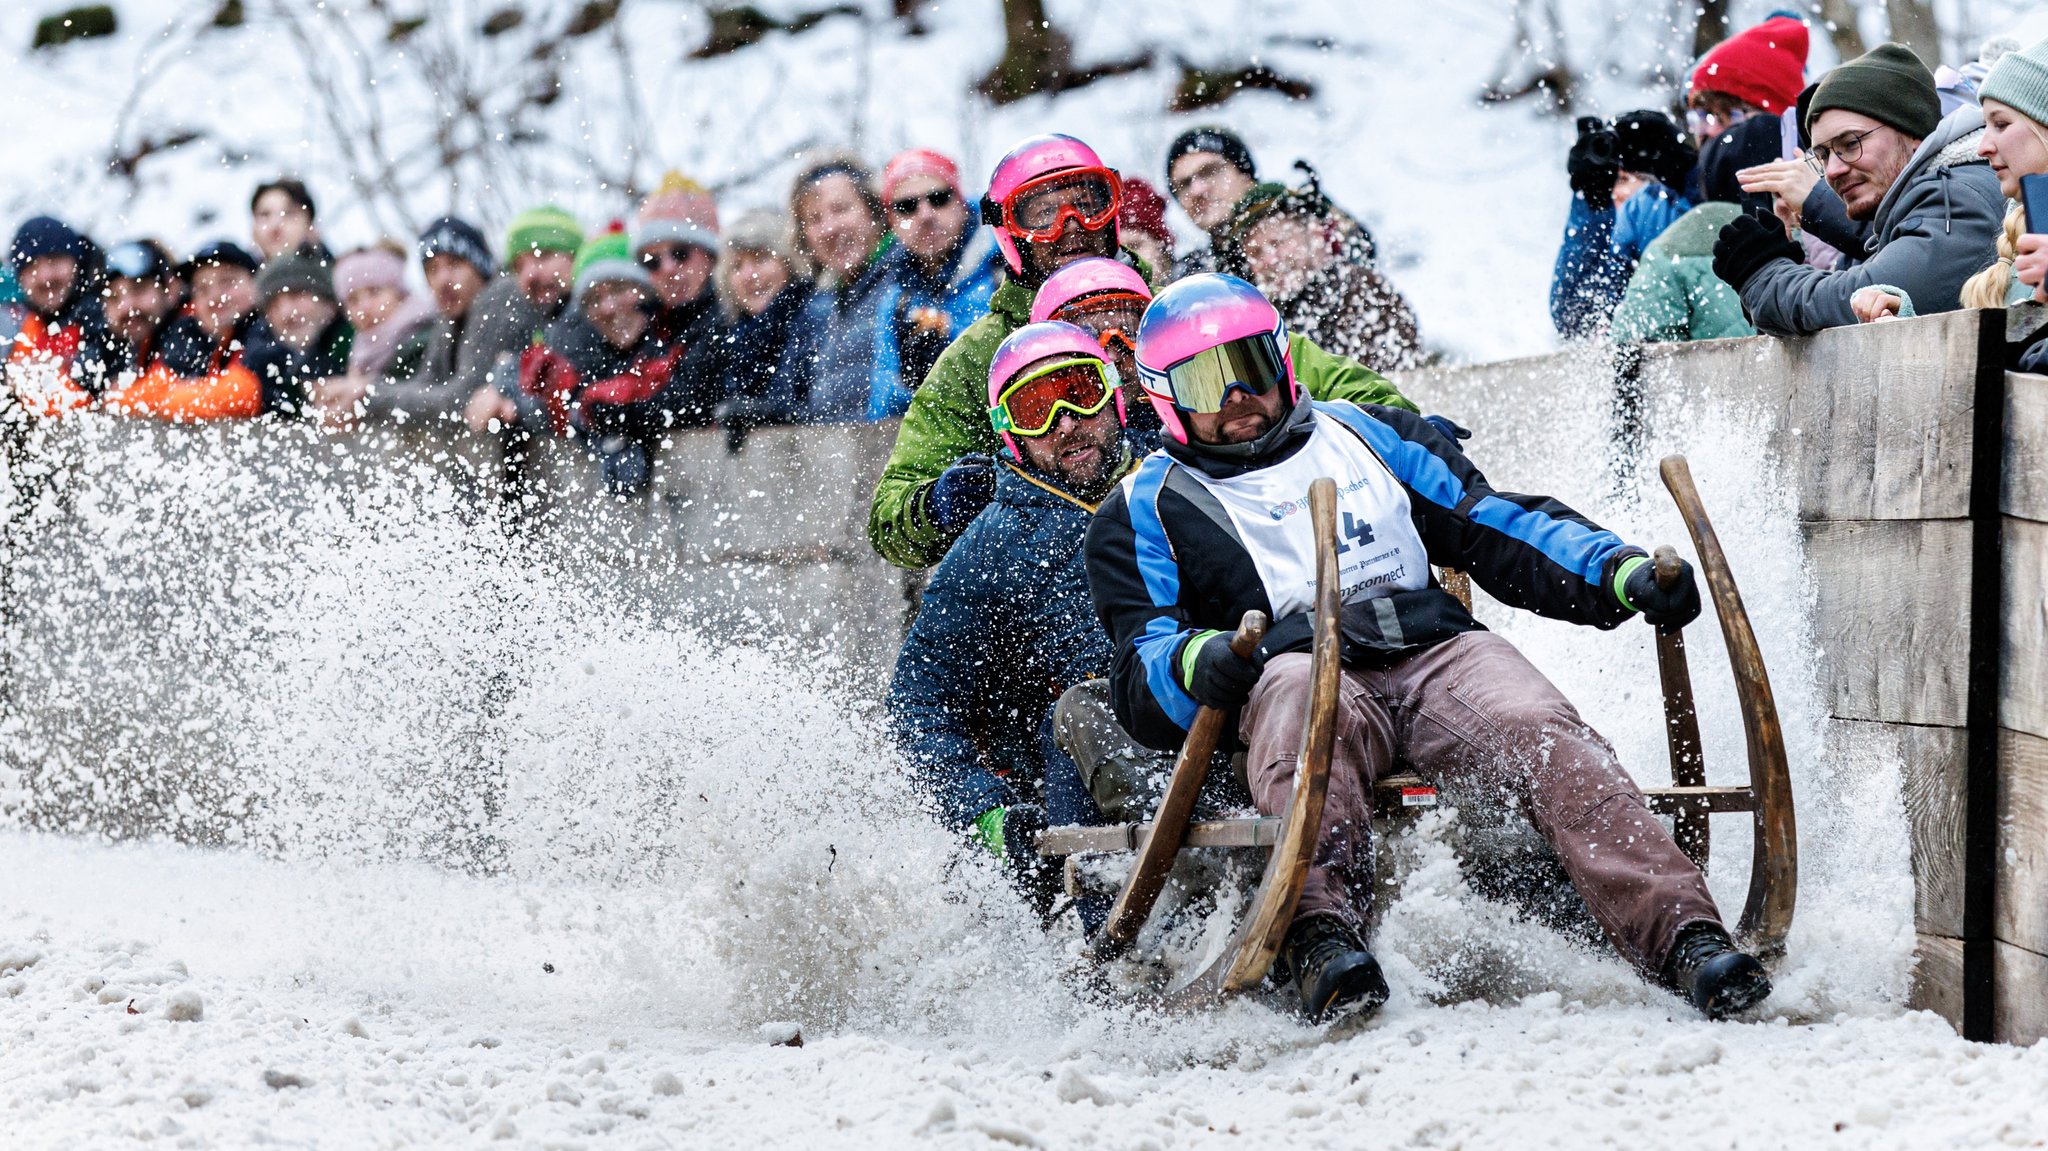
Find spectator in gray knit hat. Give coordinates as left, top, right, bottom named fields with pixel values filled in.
left=1710, top=41, right=2005, bottom=334
left=710, top=210, right=812, bottom=444
left=244, top=250, right=351, bottom=416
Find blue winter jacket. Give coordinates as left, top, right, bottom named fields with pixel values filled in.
left=777, top=241, right=906, bottom=423
left=886, top=453, right=1128, bottom=829
left=1549, top=198, right=1630, bottom=339
left=867, top=220, right=1003, bottom=421
left=1610, top=183, right=1692, bottom=264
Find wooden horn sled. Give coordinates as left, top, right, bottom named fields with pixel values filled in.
left=1035, top=458, right=1798, bottom=1004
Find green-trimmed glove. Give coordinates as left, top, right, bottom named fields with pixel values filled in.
left=973, top=804, right=1048, bottom=861
left=1180, top=629, right=1264, bottom=709
left=1613, top=554, right=1702, bottom=629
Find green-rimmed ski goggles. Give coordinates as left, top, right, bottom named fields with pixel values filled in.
left=989, top=357, right=1121, bottom=437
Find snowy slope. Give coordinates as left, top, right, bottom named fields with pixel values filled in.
left=7, top=3, right=2048, bottom=1147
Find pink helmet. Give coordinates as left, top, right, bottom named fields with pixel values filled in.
left=1134, top=273, right=1296, bottom=445
left=1029, top=256, right=1152, bottom=323
left=981, top=133, right=1122, bottom=274
left=987, top=321, right=1128, bottom=460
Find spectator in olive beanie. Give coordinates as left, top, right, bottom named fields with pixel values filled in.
left=1712, top=41, right=2003, bottom=334
left=461, top=206, right=587, bottom=434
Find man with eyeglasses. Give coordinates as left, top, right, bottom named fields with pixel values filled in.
left=1085, top=272, right=1771, bottom=1022
left=869, top=133, right=1420, bottom=571
left=887, top=320, right=1140, bottom=924
left=1712, top=42, right=2004, bottom=335
left=871, top=149, right=1002, bottom=414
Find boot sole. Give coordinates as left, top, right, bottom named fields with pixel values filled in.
left=1308, top=953, right=1390, bottom=1021
left=1701, top=972, right=1773, bottom=1020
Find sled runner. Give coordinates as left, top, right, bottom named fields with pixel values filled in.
left=1035, top=456, right=1798, bottom=1004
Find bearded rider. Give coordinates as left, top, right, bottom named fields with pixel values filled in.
left=886, top=322, right=1142, bottom=922
left=1084, top=273, right=1772, bottom=1022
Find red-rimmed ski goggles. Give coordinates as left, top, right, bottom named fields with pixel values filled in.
left=993, top=168, right=1124, bottom=244
left=1054, top=291, right=1147, bottom=358
left=989, top=357, right=1121, bottom=437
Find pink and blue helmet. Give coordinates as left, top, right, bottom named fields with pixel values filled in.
left=981, top=133, right=1121, bottom=275
left=987, top=320, right=1128, bottom=460
left=1133, top=273, right=1296, bottom=445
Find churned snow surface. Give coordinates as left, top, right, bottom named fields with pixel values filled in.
left=4, top=834, right=2046, bottom=1149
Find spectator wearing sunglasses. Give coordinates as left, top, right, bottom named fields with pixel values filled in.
left=870, top=149, right=1003, bottom=416
left=628, top=171, right=726, bottom=429
left=1712, top=42, right=2004, bottom=335
left=886, top=322, right=1140, bottom=925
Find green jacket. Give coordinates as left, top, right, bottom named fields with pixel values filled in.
left=867, top=278, right=1421, bottom=569
left=1610, top=201, right=1756, bottom=345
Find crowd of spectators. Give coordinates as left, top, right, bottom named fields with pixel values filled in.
left=1, top=132, right=1422, bottom=495
left=8, top=21, right=2048, bottom=501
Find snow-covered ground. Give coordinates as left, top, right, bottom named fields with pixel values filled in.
left=9, top=2, right=2048, bottom=1147
left=6, top=834, right=2047, bottom=1150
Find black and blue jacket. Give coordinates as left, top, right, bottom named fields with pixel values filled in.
left=886, top=454, right=1128, bottom=829
left=1085, top=400, right=1643, bottom=752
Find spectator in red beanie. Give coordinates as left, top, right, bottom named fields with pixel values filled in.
left=1116, top=176, right=1175, bottom=288
left=1687, top=16, right=1809, bottom=144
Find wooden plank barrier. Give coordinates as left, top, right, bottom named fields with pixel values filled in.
left=1402, top=308, right=2043, bottom=1045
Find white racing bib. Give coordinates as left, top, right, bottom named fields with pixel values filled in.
left=1183, top=411, right=1428, bottom=618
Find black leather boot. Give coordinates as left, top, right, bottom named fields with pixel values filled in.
left=1280, top=915, right=1389, bottom=1021
left=1663, top=922, right=1772, bottom=1019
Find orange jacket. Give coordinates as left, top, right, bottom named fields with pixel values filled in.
left=8, top=312, right=263, bottom=422
left=101, top=359, right=263, bottom=421
left=6, top=311, right=94, bottom=416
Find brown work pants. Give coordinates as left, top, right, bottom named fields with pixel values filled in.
left=1238, top=632, right=1721, bottom=978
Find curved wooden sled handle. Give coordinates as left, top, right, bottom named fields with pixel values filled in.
left=1659, top=455, right=1798, bottom=960
left=1165, top=476, right=1340, bottom=1006
left=1651, top=544, right=1710, bottom=869
left=1091, top=611, right=1267, bottom=959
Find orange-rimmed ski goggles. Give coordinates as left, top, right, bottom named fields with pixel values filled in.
left=989, top=357, right=1121, bottom=437
left=994, top=167, right=1124, bottom=244
left=1054, top=290, right=1147, bottom=358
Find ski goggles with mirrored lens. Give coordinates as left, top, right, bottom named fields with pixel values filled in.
left=1144, top=331, right=1287, bottom=414
left=989, top=357, right=1120, bottom=437
left=998, top=168, right=1123, bottom=244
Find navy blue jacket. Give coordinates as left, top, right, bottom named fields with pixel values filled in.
left=886, top=454, right=1127, bottom=829
left=1086, top=401, right=1643, bottom=751
left=1550, top=197, right=1631, bottom=339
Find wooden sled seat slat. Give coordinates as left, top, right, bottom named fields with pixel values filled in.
left=1037, top=782, right=1759, bottom=859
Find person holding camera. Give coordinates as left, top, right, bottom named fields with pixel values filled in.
left=1552, top=111, right=1697, bottom=339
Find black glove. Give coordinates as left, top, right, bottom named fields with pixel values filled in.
left=1568, top=116, right=1621, bottom=206
left=1422, top=414, right=1471, bottom=445
left=1183, top=631, right=1265, bottom=710
left=1617, top=554, right=1703, bottom=630
left=1712, top=214, right=1802, bottom=293
left=927, top=454, right=997, bottom=534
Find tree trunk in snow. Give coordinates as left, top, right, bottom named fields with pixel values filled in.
left=1692, top=0, right=1731, bottom=62
left=1884, top=0, right=1940, bottom=69
left=978, top=0, right=1073, bottom=104
left=1813, top=0, right=1868, bottom=64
